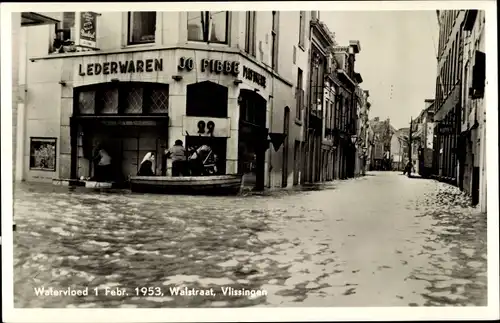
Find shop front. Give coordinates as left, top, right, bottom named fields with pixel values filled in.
left=23, top=47, right=278, bottom=189
left=70, top=82, right=169, bottom=181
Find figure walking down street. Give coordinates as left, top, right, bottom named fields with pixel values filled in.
left=92, top=144, right=112, bottom=182
left=404, top=161, right=414, bottom=177
left=165, top=140, right=187, bottom=177
left=137, top=152, right=155, bottom=176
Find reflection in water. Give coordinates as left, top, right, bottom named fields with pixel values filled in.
left=13, top=173, right=487, bottom=308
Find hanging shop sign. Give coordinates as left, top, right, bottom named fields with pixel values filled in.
left=268, top=133, right=287, bottom=152
left=178, top=57, right=240, bottom=76
left=78, top=12, right=98, bottom=49
left=438, top=123, right=454, bottom=135
left=242, top=66, right=266, bottom=88
left=183, top=116, right=230, bottom=138
left=78, top=58, right=163, bottom=76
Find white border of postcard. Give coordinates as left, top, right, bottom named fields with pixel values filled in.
left=2, top=1, right=499, bottom=322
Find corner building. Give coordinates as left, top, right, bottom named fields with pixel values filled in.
left=17, top=11, right=313, bottom=190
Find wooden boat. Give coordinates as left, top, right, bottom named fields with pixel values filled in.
left=129, top=174, right=243, bottom=195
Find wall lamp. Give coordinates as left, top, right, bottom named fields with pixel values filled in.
left=172, top=75, right=183, bottom=81
left=233, top=79, right=243, bottom=85
left=59, top=81, right=67, bottom=86
left=254, top=88, right=260, bottom=93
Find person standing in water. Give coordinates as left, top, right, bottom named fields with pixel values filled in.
left=165, top=140, right=187, bottom=176
left=137, top=152, right=155, bottom=176
left=93, top=145, right=112, bottom=181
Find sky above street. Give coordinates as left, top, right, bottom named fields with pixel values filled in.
left=321, top=11, right=439, bottom=130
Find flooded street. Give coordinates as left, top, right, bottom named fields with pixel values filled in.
left=13, top=171, right=487, bottom=308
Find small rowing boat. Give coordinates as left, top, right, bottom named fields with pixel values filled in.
left=129, top=175, right=243, bottom=195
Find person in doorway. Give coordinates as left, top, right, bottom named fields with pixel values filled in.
left=137, top=152, right=155, bottom=176
left=94, top=146, right=112, bottom=182
left=165, top=140, right=187, bottom=177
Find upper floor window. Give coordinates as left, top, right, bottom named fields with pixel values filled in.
left=187, top=11, right=229, bottom=44
left=295, top=68, right=304, bottom=120
left=128, top=12, right=156, bottom=45
left=298, top=11, right=305, bottom=48
left=245, top=11, right=256, bottom=56
left=271, top=11, right=279, bottom=71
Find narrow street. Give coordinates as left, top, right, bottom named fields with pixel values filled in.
left=13, top=171, right=487, bottom=308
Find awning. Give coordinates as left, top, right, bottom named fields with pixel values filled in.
left=21, top=12, right=60, bottom=27
left=434, top=85, right=460, bottom=121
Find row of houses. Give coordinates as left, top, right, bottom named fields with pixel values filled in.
left=431, top=9, right=486, bottom=212
left=12, top=10, right=373, bottom=191
left=389, top=10, right=487, bottom=212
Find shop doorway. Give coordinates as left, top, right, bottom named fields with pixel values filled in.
left=185, top=136, right=227, bottom=175
left=71, top=82, right=170, bottom=182
left=238, top=89, right=267, bottom=190
left=76, top=122, right=168, bottom=182
left=293, top=140, right=301, bottom=186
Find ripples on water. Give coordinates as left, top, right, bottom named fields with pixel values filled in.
left=12, top=175, right=487, bottom=308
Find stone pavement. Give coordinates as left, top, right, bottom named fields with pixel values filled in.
left=13, top=171, right=487, bottom=307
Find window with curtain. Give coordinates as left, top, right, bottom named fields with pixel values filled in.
left=298, top=11, right=305, bottom=47
left=187, top=11, right=229, bottom=44
left=128, top=12, right=156, bottom=45
left=271, top=11, right=279, bottom=70
left=245, top=11, right=256, bottom=56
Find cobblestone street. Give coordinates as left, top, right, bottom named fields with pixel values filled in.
left=13, top=171, right=487, bottom=308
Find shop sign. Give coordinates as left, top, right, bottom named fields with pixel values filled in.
left=438, top=124, right=454, bottom=135
left=242, top=66, right=266, bottom=88
left=78, top=12, right=98, bottom=49
left=78, top=59, right=163, bottom=76
left=100, top=120, right=158, bottom=126
left=178, top=57, right=240, bottom=76
left=183, top=116, right=230, bottom=138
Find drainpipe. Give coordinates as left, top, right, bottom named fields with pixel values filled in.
left=267, top=76, right=275, bottom=188
left=16, top=24, right=29, bottom=182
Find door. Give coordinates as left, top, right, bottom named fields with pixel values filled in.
left=282, top=107, right=290, bottom=187
left=293, top=140, right=300, bottom=185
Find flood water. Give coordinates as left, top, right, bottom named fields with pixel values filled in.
left=13, top=172, right=487, bottom=307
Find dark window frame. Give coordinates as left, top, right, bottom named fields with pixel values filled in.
left=187, top=11, right=230, bottom=45
left=298, top=11, right=306, bottom=48
left=245, top=11, right=256, bottom=56
left=127, top=12, right=157, bottom=46
left=271, top=11, right=279, bottom=71
left=186, top=81, right=229, bottom=118
left=29, top=137, right=58, bottom=172
left=75, top=82, right=170, bottom=116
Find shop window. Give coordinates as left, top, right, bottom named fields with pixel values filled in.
left=186, top=81, right=228, bottom=118
left=75, top=83, right=169, bottom=116
left=29, top=137, right=57, bottom=171
left=187, top=11, right=229, bottom=44
left=100, top=88, right=119, bottom=114
left=78, top=90, right=96, bottom=114
left=239, top=90, right=266, bottom=127
left=149, top=87, right=169, bottom=113
left=128, top=12, right=156, bottom=45
left=124, top=87, right=144, bottom=114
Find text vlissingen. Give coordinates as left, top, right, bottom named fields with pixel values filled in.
left=78, top=58, right=163, bottom=76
